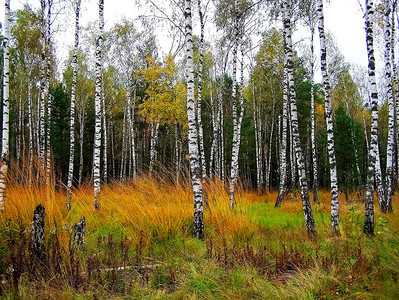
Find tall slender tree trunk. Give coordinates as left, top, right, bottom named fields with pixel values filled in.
left=45, top=0, right=53, bottom=197
left=185, top=0, right=204, bottom=239
left=120, top=107, right=127, bottom=180
left=285, top=0, right=316, bottom=236
left=288, top=109, right=296, bottom=188
left=39, top=0, right=47, bottom=173
left=175, top=123, right=180, bottom=182
left=78, top=109, right=85, bottom=186
left=16, top=92, right=22, bottom=163
left=126, top=84, right=136, bottom=179
left=266, top=105, right=274, bottom=193
left=390, top=1, right=399, bottom=184
left=0, top=0, right=10, bottom=211
left=219, top=82, right=225, bottom=181
left=46, top=94, right=52, bottom=196
left=375, top=136, right=385, bottom=210
left=252, top=82, right=262, bottom=193
left=102, top=75, right=108, bottom=183
left=275, top=68, right=288, bottom=207
left=229, top=45, right=245, bottom=209
left=93, top=0, right=104, bottom=209
left=228, top=1, right=243, bottom=209
left=197, top=0, right=207, bottom=179
left=111, top=121, right=116, bottom=179
left=383, top=0, right=394, bottom=212
left=67, top=0, right=81, bottom=210
left=28, top=82, right=34, bottom=181
left=310, top=28, right=318, bottom=203
left=364, top=0, right=379, bottom=235
left=317, top=0, right=339, bottom=233
left=149, top=121, right=160, bottom=173
left=209, top=83, right=217, bottom=177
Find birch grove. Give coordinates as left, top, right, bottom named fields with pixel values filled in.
left=1, top=0, right=397, bottom=236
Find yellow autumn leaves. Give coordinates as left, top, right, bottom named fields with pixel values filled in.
left=139, top=55, right=187, bottom=128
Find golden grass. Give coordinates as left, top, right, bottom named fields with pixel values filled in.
left=1, top=172, right=266, bottom=247
left=2, top=160, right=397, bottom=248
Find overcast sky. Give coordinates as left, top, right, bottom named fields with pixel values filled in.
left=1, top=0, right=371, bottom=82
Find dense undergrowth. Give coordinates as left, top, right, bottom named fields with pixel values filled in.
left=0, top=175, right=398, bottom=299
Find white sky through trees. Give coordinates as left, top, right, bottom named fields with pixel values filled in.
left=1, top=0, right=372, bottom=83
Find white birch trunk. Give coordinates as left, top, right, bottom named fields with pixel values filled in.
left=285, top=0, right=316, bottom=236
left=46, top=94, right=52, bottom=196
left=209, top=83, right=217, bottom=177
left=39, top=0, right=47, bottom=172
left=310, top=28, right=318, bottom=203
left=218, top=82, right=225, bottom=180
left=149, top=121, right=160, bottom=173
left=288, top=109, right=296, bottom=188
left=229, top=46, right=245, bottom=209
left=93, top=0, right=104, bottom=209
left=45, top=0, right=53, bottom=196
left=364, top=0, right=379, bottom=234
left=275, top=68, right=288, bottom=207
left=175, top=123, right=180, bottom=182
left=185, top=0, right=204, bottom=239
left=228, top=0, right=242, bottom=209
left=317, top=0, right=339, bottom=233
left=0, top=0, right=11, bottom=211
left=120, top=107, right=127, bottom=180
left=28, top=82, right=34, bottom=181
left=266, top=107, right=274, bottom=193
left=67, top=0, right=81, bottom=210
left=126, top=84, right=136, bottom=179
left=383, top=0, right=394, bottom=212
left=16, top=92, right=22, bottom=163
left=78, top=109, right=85, bottom=186
left=253, top=83, right=261, bottom=193
left=197, top=0, right=207, bottom=179
left=102, top=76, right=108, bottom=183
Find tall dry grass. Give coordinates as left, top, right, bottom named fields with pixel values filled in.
left=1, top=160, right=265, bottom=247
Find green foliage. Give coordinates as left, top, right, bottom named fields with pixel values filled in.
left=50, top=84, right=70, bottom=180
left=334, top=105, right=364, bottom=189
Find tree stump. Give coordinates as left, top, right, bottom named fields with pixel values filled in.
left=72, top=216, right=85, bottom=252
left=31, top=204, right=46, bottom=260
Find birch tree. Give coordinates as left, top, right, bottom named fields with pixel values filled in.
left=93, top=0, right=104, bottom=209
left=39, top=0, right=47, bottom=172
left=197, top=0, right=207, bottom=178
left=284, top=0, right=316, bottom=236
left=0, top=0, right=11, bottom=211
left=301, top=0, right=318, bottom=202
left=382, top=0, right=394, bottom=212
left=364, top=0, right=379, bottom=235
left=185, top=0, right=204, bottom=239
left=317, top=0, right=339, bottom=233
left=66, top=0, right=82, bottom=210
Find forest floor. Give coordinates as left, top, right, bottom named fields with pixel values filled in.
left=0, top=176, right=399, bottom=299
